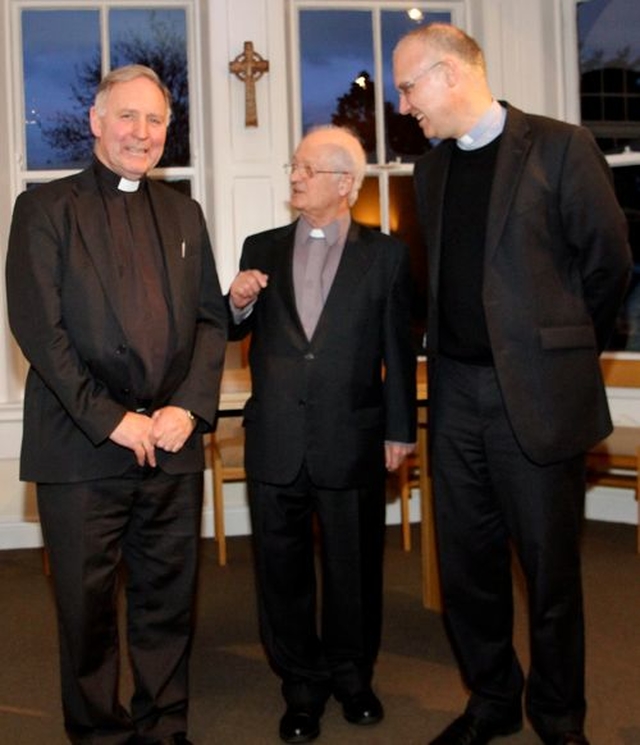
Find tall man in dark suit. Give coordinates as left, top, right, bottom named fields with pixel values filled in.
left=393, top=24, right=631, bottom=745
left=6, top=65, right=227, bottom=745
left=228, top=125, right=416, bottom=743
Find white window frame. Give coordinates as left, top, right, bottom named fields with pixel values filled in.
left=287, top=0, right=467, bottom=233
left=563, top=0, right=640, bottom=169
left=7, top=0, right=206, bottom=203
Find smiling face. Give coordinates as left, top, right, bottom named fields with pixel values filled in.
left=90, top=76, right=169, bottom=180
left=393, top=37, right=462, bottom=142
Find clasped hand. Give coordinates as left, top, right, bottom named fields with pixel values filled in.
left=109, top=406, right=196, bottom=467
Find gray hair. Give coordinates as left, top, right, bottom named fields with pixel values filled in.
left=94, top=64, right=172, bottom=122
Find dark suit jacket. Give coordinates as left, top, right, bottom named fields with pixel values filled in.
left=414, top=103, right=632, bottom=465
left=6, top=165, right=227, bottom=482
left=229, top=220, right=417, bottom=489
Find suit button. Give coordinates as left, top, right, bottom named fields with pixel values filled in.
left=304, top=352, right=315, bottom=360
left=115, top=344, right=127, bottom=355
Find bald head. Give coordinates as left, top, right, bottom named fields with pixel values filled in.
left=395, top=23, right=486, bottom=74
left=393, top=23, right=493, bottom=141
left=301, top=126, right=367, bottom=206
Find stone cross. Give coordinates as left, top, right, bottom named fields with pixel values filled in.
left=229, top=41, right=270, bottom=127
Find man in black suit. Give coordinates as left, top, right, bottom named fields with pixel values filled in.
left=393, top=24, right=631, bottom=745
left=228, top=125, right=416, bottom=743
left=6, top=65, right=227, bottom=745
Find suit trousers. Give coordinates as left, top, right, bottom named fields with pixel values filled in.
left=248, top=464, right=386, bottom=712
left=38, top=469, right=203, bottom=745
left=431, top=356, right=587, bottom=736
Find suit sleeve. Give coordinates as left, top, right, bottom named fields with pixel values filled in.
left=6, top=190, right=127, bottom=444
left=165, top=204, right=228, bottom=429
left=383, top=240, right=417, bottom=444
left=560, top=126, right=632, bottom=351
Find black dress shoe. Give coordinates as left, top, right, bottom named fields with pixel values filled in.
left=147, top=734, right=193, bottom=745
left=133, top=734, right=193, bottom=745
left=341, top=690, right=384, bottom=725
left=169, top=735, right=193, bottom=745
left=544, top=733, right=590, bottom=745
left=430, top=712, right=523, bottom=745
left=279, top=708, right=321, bottom=743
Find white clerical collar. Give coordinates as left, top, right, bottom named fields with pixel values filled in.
left=118, top=176, right=141, bottom=192
left=309, top=228, right=325, bottom=239
left=457, top=100, right=506, bottom=151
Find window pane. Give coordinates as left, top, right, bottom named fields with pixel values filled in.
left=110, top=8, right=190, bottom=167
left=606, top=165, right=640, bottom=350
left=22, top=10, right=100, bottom=170
left=381, top=9, right=451, bottom=162
left=578, top=0, right=640, bottom=154
left=299, top=10, right=375, bottom=155
left=351, top=175, right=380, bottom=229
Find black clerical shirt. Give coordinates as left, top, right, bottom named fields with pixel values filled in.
left=94, top=159, right=173, bottom=400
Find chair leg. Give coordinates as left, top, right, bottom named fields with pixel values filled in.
left=636, top=450, right=640, bottom=554
left=399, top=460, right=412, bottom=552
left=212, top=475, right=227, bottom=566
left=211, top=437, right=227, bottom=567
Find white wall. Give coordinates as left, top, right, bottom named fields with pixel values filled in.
left=0, top=0, right=636, bottom=550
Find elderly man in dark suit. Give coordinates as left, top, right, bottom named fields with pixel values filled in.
left=393, top=23, right=631, bottom=745
left=228, top=125, right=416, bottom=743
left=6, top=65, right=227, bottom=745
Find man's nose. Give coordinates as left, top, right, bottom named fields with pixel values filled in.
left=398, top=93, right=411, bottom=115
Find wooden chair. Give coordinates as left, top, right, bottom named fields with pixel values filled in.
left=209, top=417, right=246, bottom=566
left=396, top=408, right=429, bottom=552
left=586, top=356, right=640, bottom=553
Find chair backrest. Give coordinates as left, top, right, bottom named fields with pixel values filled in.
left=601, top=356, right=640, bottom=388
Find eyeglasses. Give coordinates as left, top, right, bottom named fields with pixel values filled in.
left=397, top=60, right=444, bottom=96
left=283, top=163, right=350, bottom=179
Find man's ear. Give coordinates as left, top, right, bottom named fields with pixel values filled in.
left=338, top=173, right=353, bottom=198
left=89, top=106, right=102, bottom=138
left=441, top=57, right=458, bottom=87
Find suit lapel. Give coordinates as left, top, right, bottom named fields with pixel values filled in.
left=484, top=105, right=531, bottom=263
left=74, top=169, right=129, bottom=330
left=418, top=142, right=452, bottom=308
left=147, top=181, right=186, bottom=331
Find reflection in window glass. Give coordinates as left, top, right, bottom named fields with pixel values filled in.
left=607, top=165, right=640, bottom=350
left=381, top=9, right=450, bottom=162
left=22, top=10, right=100, bottom=170
left=110, top=8, right=189, bottom=167
left=299, top=10, right=374, bottom=151
left=578, top=0, right=640, bottom=351
left=578, top=0, right=640, bottom=154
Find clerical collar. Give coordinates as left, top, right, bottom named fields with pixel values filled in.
left=93, top=157, right=144, bottom=193
left=299, top=215, right=348, bottom=247
left=118, top=176, right=140, bottom=192
left=457, top=100, right=506, bottom=151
